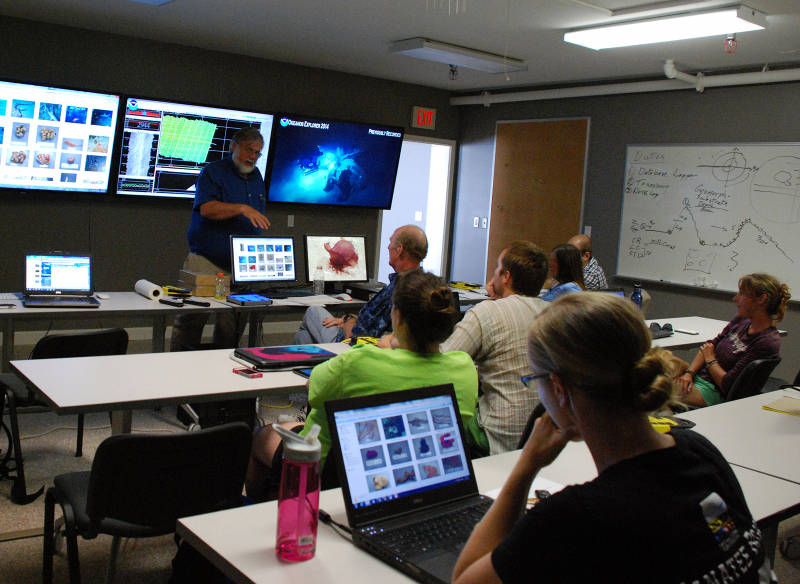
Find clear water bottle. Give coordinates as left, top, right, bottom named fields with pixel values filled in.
left=275, top=424, right=321, bottom=562
left=214, top=272, right=226, bottom=300
left=631, top=283, right=643, bottom=311
left=313, top=266, right=325, bottom=295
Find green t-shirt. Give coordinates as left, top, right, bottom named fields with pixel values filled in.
left=300, top=343, right=478, bottom=466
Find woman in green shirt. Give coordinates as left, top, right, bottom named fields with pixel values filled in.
left=246, top=270, right=478, bottom=501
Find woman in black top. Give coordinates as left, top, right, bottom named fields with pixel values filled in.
left=453, top=293, right=767, bottom=584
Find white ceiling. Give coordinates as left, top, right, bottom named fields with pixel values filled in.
left=4, top=0, right=800, bottom=92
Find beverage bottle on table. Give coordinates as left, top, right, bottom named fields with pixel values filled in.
left=275, top=424, right=321, bottom=562
left=631, top=283, right=643, bottom=311
left=214, top=273, right=226, bottom=300
left=313, top=266, right=325, bottom=295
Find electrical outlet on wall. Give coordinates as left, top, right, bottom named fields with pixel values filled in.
left=473, top=216, right=479, bottom=228
left=481, top=217, right=488, bottom=229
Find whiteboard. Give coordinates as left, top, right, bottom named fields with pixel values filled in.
left=617, top=144, right=800, bottom=294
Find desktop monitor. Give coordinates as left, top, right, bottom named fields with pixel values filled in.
left=115, top=97, right=274, bottom=199
left=265, top=115, right=403, bottom=209
left=304, top=234, right=368, bottom=283
left=229, top=235, right=297, bottom=287
left=0, top=79, right=120, bottom=194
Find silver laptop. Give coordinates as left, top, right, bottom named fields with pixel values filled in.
left=325, top=384, right=493, bottom=584
left=22, top=253, right=99, bottom=308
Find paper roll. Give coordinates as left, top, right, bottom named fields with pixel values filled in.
left=135, top=279, right=162, bottom=300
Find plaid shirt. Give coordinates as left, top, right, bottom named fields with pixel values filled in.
left=583, top=256, right=608, bottom=290
left=351, top=272, right=397, bottom=338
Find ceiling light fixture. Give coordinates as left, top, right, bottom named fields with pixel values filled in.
left=389, top=38, right=527, bottom=74
left=564, top=4, right=766, bottom=51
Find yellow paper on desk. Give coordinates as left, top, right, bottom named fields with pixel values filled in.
left=762, top=396, right=800, bottom=416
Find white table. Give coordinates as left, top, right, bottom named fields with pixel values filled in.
left=177, top=444, right=800, bottom=584
left=1, top=291, right=365, bottom=372
left=10, top=343, right=348, bottom=432
left=646, top=316, right=728, bottom=350
left=677, top=388, right=800, bottom=485
left=0, top=291, right=229, bottom=372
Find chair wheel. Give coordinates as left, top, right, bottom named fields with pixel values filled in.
left=187, top=423, right=201, bottom=432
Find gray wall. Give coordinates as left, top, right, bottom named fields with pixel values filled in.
left=0, top=16, right=458, bottom=292
left=453, top=81, right=800, bottom=381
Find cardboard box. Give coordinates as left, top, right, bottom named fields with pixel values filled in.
left=178, top=270, right=230, bottom=297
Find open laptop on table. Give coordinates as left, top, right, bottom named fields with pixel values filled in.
left=326, top=384, right=493, bottom=584
left=22, top=253, right=99, bottom=308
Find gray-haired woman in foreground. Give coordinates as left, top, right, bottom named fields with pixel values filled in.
left=453, top=293, right=769, bottom=584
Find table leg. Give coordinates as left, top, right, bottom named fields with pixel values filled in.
left=152, top=314, right=166, bottom=353
left=111, top=410, right=132, bottom=434
left=1, top=315, right=13, bottom=373
left=248, top=312, right=260, bottom=347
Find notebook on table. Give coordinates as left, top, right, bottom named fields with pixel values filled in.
left=325, top=384, right=493, bottom=584
left=22, top=253, right=99, bottom=308
left=233, top=344, right=337, bottom=370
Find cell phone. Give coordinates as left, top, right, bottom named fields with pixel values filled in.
left=294, top=367, right=314, bottom=378
left=233, top=367, right=263, bottom=378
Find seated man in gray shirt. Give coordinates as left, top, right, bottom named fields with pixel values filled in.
left=440, top=241, right=549, bottom=455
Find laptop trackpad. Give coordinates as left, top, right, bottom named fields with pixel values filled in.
left=415, top=550, right=461, bottom=583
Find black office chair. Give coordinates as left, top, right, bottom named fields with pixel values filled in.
left=761, top=364, right=800, bottom=394
left=0, top=328, right=128, bottom=504
left=724, top=357, right=782, bottom=402
left=43, top=421, right=251, bottom=584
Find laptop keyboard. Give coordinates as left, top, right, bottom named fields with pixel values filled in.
left=366, top=497, right=493, bottom=556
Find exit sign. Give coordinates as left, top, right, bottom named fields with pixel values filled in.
left=411, top=106, right=436, bottom=130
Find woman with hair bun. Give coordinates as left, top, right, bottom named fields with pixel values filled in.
left=679, top=273, right=791, bottom=407
left=246, top=270, right=478, bottom=500
left=453, top=293, right=767, bottom=584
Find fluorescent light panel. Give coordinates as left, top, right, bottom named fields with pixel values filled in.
left=390, top=38, right=527, bottom=74
left=564, top=5, right=766, bottom=50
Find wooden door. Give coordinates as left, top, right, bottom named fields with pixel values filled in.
left=487, top=118, right=588, bottom=276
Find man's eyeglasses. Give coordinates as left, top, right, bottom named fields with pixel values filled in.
left=242, top=146, right=263, bottom=158
left=521, top=373, right=550, bottom=388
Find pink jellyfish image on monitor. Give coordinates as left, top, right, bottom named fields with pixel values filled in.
left=324, top=239, right=359, bottom=274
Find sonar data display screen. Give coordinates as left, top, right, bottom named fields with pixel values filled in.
left=115, top=97, right=273, bottom=199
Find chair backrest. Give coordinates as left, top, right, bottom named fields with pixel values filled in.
left=725, top=358, right=782, bottom=402
left=85, top=422, right=251, bottom=532
left=30, top=328, right=128, bottom=360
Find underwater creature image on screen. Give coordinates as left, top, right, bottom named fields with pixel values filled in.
left=266, top=116, right=403, bottom=209
left=304, top=235, right=368, bottom=282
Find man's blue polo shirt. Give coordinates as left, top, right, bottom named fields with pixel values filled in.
left=186, top=157, right=266, bottom=271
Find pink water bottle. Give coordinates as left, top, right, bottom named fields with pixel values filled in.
left=275, top=424, right=321, bottom=562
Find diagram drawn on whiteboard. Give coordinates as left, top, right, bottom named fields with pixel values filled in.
left=618, top=144, right=800, bottom=294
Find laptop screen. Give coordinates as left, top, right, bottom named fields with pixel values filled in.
left=328, top=386, right=473, bottom=513
left=25, top=253, right=92, bottom=294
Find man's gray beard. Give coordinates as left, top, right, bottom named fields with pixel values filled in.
left=233, top=159, right=256, bottom=175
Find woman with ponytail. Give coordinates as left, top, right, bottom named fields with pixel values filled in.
left=246, top=270, right=478, bottom=500
left=453, top=293, right=768, bottom=584
left=678, top=273, right=790, bottom=407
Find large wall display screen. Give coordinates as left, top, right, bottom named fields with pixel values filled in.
left=116, top=97, right=273, bottom=199
left=266, top=115, right=403, bottom=209
left=0, top=80, right=120, bottom=193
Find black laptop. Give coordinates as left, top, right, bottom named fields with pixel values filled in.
left=22, top=253, right=99, bottom=308
left=325, top=384, right=493, bottom=584
left=233, top=344, right=337, bottom=370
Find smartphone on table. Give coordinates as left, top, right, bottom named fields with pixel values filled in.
left=232, top=367, right=263, bottom=378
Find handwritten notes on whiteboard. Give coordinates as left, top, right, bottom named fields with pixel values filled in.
left=617, top=144, right=800, bottom=294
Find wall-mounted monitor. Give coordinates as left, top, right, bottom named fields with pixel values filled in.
left=265, top=115, right=403, bottom=209
left=115, top=97, right=273, bottom=199
left=0, top=79, right=120, bottom=194
left=230, top=234, right=296, bottom=287
left=304, top=235, right=368, bottom=283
